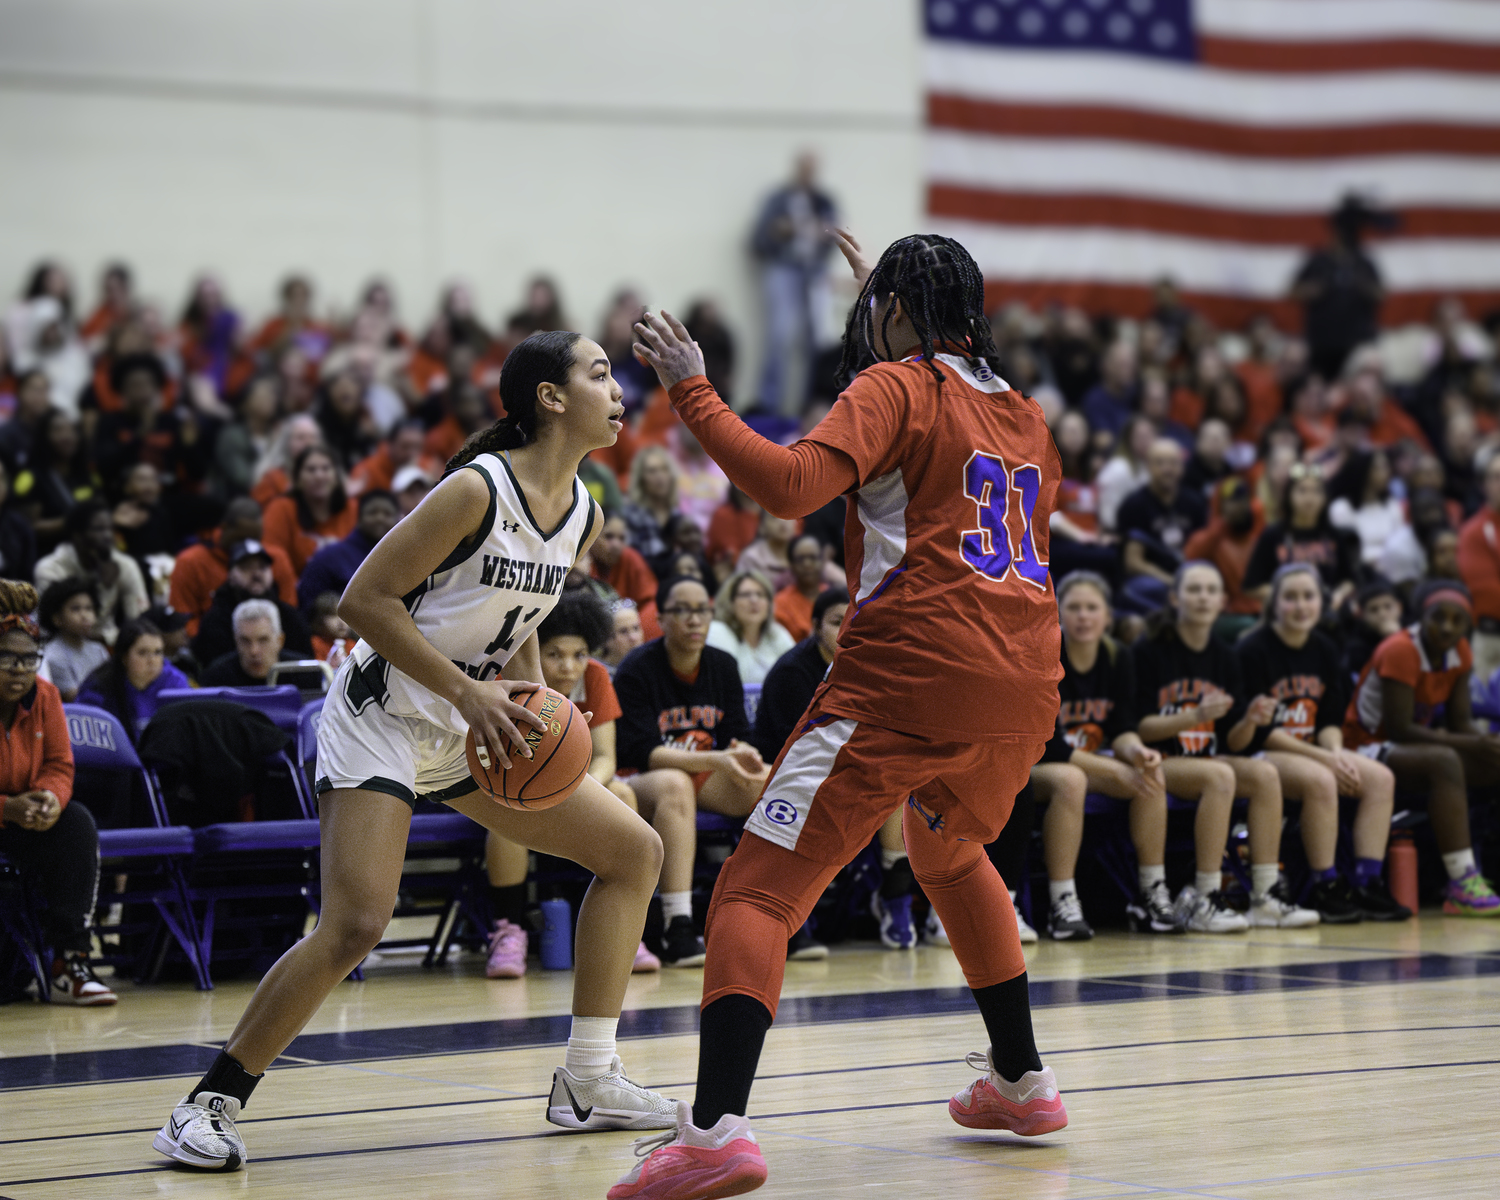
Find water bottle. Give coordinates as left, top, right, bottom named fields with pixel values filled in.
left=1387, top=830, right=1419, bottom=914
left=539, top=898, right=573, bottom=970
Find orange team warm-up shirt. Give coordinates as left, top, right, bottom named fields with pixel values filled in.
left=774, top=584, right=820, bottom=641
left=1344, top=627, right=1473, bottom=747
left=1457, top=508, right=1500, bottom=623
left=260, top=495, right=358, bottom=577
left=1183, top=516, right=1264, bottom=616
left=575, top=658, right=624, bottom=729
left=0, top=678, right=75, bottom=813
left=669, top=354, right=1063, bottom=744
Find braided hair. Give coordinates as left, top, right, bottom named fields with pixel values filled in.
left=448, top=330, right=582, bottom=470
left=836, top=234, right=1002, bottom=389
left=0, top=579, right=40, bottom=641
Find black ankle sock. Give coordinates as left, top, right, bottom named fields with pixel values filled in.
left=489, top=883, right=527, bottom=927
left=192, top=1051, right=263, bottom=1108
left=692, top=994, right=773, bottom=1128
left=880, top=856, right=915, bottom=900
left=971, top=973, right=1042, bottom=1083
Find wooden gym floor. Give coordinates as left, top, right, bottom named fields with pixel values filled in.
left=2, top=916, right=1498, bottom=1199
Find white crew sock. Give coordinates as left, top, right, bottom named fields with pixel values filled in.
left=1195, top=870, right=1220, bottom=898
left=880, top=848, right=907, bottom=870
left=1442, top=848, right=1477, bottom=880
left=564, top=1016, right=619, bottom=1079
left=1139, top=864, right=1166, bottom=892
left=1251, top=864, right=1280, bottom=899
left=1048, top=879, right=1076, bottom=905
left=661, top=891, right=693, bottom=923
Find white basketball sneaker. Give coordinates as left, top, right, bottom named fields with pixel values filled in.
left=1249, top=881, right=1320, bottom=928
left=153, top=1091, right=247, bottom=1170
left=547, top=1057, right=679, bottom=1131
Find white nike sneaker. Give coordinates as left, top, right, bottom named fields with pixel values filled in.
left=153, top=1091, right=247, bottom=1170
left=1249, top=882, right=1320, bottom=928
left=547, top=1056, right=679, bottom=1131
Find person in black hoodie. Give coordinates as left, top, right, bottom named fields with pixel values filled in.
left=1049, top=572, right=1177, bottom=935
left=1243, top=462, right=1362, bottom=612
left=1237, top=563, right=1409, bottom=923
left=191, top=539, right=311, bottom=667
left=1134, top=561, right=1318, bottom=932
left=613, top=575, right=769, bottom=966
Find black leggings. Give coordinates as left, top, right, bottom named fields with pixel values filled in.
left=986, top=779, right=1037, bottom=893
left=0, top=802, right=100, bottom=956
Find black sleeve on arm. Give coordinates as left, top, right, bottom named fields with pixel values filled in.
left=1103, top=644, right=1137, bottom=741
left=1217, top=642, right=1248, bottom=746
left=711, top=650, right=749, bottom=749
left=611, top=655, right=661, bottom=773
left=1242, top=530, right=1278, bottom=590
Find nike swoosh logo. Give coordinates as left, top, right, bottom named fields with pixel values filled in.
left=562, top=1078, right=592, bottom=1124
left=169, top=1115, right=188, bottom=1139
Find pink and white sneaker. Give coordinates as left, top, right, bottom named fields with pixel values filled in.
left=948, top=1051, right=1067, bottom=1136
left=633, top=941, right=662, bottom=973
left=608, top=1099, right=767, bottom=1200
left=485, top=920, right=527, bottom=979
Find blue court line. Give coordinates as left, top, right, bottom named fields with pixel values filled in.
left=4, top=951, right=1498, bottom=1091
left=8, top=1019, right=1494, bottom=1149
left=2, top=1057, right=1494, bottom=1192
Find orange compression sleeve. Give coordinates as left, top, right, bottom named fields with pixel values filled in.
left=667, top=376, right=859, bottom=519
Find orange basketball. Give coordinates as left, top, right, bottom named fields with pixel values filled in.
left=465, top=686, right=591, bottom=810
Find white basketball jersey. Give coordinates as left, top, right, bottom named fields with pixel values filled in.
left=343, top=451, right=597, bottom=734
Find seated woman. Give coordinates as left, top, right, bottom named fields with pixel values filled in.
left=772, top=534, right=830, bottom=642
left=1328, top=449, right=1404, bottom=568
left=599, top=599, right=643, bottom=677
left=482, top=590, right=665, bottom=978
left=1343, top=580, right=1500, bottom=915
left=37, top=577, right=109, bottom=702
left=259, top=443, right=357, bottom=578
left=1243, top=463, right=1363, bottom=613
left=1037, top=572, right=1176, bottom=937
left=621, top=444, right=679, bottom=563
left=78, top=619, right=189, bottom=744
left=613, top=576, right=771, bottom=967
left=706, top=568, right=794, bottom=687
left=0, top=579, right=114, bottom=1004
left=1134, top=562, right=1319, bottom=932
left=1237, top=564, right=1410, bottom=923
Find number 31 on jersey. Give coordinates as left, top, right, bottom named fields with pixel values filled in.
left=959, top=452, right=1049, bottom=589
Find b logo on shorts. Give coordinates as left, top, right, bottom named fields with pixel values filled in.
left=763, top=799, right=798, bottom=826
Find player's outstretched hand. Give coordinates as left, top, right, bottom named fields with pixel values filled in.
left=459, top=678, right=549, bottom=769
left=633, top=310, right=706, bottom=391
left=832, top=228, right=874, bottom=287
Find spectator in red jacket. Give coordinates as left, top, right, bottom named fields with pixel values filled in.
left=592, top=512, right=662, bottom=639
left=0, top=580, right=114, bottom=1004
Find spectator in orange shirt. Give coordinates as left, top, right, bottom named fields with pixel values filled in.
left=260, top=444, right=357, bottom=577
left=0, top=580, right=115, bottom=1004
left=592, top=513, right=662, bottom=639
left=251, top=413, right=321, bottom=508
left=773, top=534, right=830, bottom=642
left=1343, top=353, right=1430, bottom=452
left=248, top=275, right=331, bottom=373
left=1457, top=455, right=1500, bottom=680
left=80, top=263, right=134, bottom=348
left=350, top=420, right=431, bottom=496
left=423, top=378, right=493, bottom=465
left=706, top=485, right=761, bottom=580
left=1183, top=478, right=1265, bottom=635
left=169, top=497, right=299, bottom=636
left=1234, top=316, right=1286, bottom=444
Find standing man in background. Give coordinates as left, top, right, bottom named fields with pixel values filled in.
left=751, top=152, right=837, bottom=416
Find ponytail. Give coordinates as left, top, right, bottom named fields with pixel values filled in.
left=448, top=330, right=582, bottom=470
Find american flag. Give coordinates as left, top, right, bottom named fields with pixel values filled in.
left=923, top=0, right=1500, bottom=326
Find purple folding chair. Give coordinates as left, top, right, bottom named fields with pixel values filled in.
left=66, top=705, right=210, bottom=991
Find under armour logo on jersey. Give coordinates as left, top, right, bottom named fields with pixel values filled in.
left=501, top=519, right=521, bottom=533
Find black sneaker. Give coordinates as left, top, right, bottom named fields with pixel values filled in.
left=787, top=922, right=828, bottom=961
left=1045, top=891, right=1094, bottom=940
left=1353, top=879, right=1413, bottom=922
left=1126, top=879, right=1184, bottom=933
left=1307, top=877, right=1363, bottom=925
left=659, top=915, right=706, bottom=968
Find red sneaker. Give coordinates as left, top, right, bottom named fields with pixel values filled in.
left=948, top=1053, right=1066, bottom=1136
left=608, top=1100, right=767, bottom=1200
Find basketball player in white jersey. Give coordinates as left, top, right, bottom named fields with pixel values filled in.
left=155, top=332, right=678, bottom=1171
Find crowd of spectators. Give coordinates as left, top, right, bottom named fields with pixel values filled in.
left=4, top=244, right=1500, bottom=1002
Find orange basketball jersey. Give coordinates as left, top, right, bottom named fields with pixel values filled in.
left=802, top=353, right=1063, bottom=743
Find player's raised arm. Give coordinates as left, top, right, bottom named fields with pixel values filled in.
left=632, top=311, right=857, bottom=519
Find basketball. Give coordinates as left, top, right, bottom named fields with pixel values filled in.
left=465, top=686, right=591, bottom=810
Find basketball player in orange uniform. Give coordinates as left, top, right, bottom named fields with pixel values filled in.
left=611, top=233, right=1068, bottom=1200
